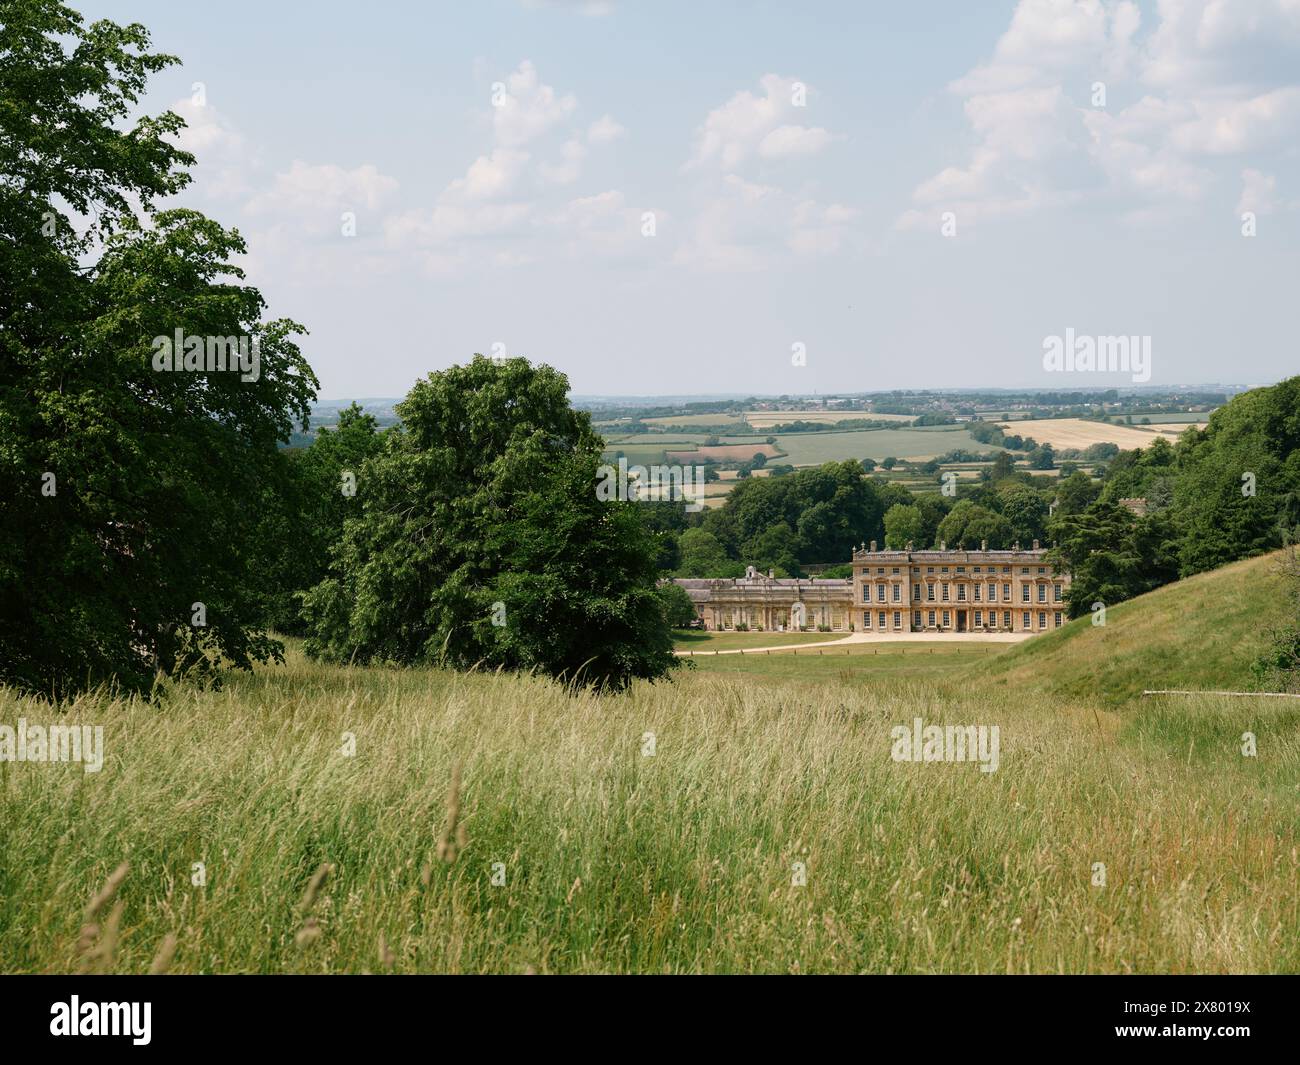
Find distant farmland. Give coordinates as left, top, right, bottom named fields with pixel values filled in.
left=640, top=413, right=749, bottom=428
left=666, top=443, right=782, bottom=463
left=772, top=425, right=1007, bottom=465
left=742, top=410, right=915, bottom=428
left=998, top=417, right=1204, bottom=450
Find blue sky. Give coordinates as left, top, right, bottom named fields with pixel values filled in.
left=81, top=0, right=1300, bottom=398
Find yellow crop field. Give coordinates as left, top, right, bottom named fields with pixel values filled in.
left=998, top=418, right=1183, bottom=450
left=666, top=443, right=781, bottom=462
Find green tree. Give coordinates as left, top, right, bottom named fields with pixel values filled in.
left=990, top=451, right=1016, bottom=480
left=884, top=503, right=924, bottom=549
left=301, top=357, right=676, bottom=691
left=1054, top=470, right=1100, bottom=516
left=1048, top=503, right=1179, bottom=617
left=935, top=501, right=1012, bottom=549
left=656, top=581, right=698, bottom=628
left=742, top=522, right=802, bottom=575
left=999, top=483, right=1049, bottom=545
left=0, top=6, right=317, bottom=696
left=1028, top=442, right=1056, bottom=470
left=675, top=528, right=742, bottom=577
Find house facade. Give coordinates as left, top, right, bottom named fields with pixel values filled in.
left=675, top=540, right=1070, bottom=635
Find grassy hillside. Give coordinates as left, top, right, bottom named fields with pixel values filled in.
left=2, top=614, right=1297, bottom=973
left=975, top=551, right=1293, bottom=705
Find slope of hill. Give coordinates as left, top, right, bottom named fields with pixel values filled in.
left=974, top=550, right=1293, bottom=705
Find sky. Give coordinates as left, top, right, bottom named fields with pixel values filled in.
left=79, top=0, right=1300, bottom=398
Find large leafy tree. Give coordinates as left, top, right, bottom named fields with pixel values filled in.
left=301, top=357, right=677, bottom=691
left=883, top=503, right=924, bottom=549
left=0, top=4, right=317, bottom=695
left=935, top=500, right=1012, bottom=550
left=675, top=528, right=742, bottom=578
left=998, top=483, right=1049, bottom=546
left=1048, top=502, right=1179, bottom=618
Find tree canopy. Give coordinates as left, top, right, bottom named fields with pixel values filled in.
left=301, top=357, right=678, bottom=691
left=1, top=4, right=316, bottom=696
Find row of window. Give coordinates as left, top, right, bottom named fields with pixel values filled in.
left=865, top=583, right=1064, bottom=603
left=862, top=610, right=1065, bottom=631
left=866, top=565, right=1050, bottom=576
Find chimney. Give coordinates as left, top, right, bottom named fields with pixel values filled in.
left=870, top=540, right=877, bottom=552
left=1032, top=539, right=1040, bottom=551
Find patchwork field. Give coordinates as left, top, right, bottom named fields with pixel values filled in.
left=773, top=426, right=1006, bottom=466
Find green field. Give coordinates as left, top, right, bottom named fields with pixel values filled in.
left=1, top=552, right=1296, bottom=974
left=673, top=630, right=847, bottom=652
left=600, top=423, right=1017, bottom=470
left=772, top=426, right=1008, bottom=466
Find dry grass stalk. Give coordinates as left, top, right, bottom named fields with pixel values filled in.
left=84, top=861, right=129, bottom=923
left=436, top=761, right=466, bottom=863
left=149, top=933, right=178, bottom=974
left=294, top=917, right=321, bottom=948
left=378, top=932, right=395, bottom=969
left=293, top=862, right=334, bottom=950
left=300, top=862, right=334, bottom=914
left=75, top=861, right=129, bottom=971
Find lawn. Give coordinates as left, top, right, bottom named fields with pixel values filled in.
left=672, top=630, right=849, bottom=652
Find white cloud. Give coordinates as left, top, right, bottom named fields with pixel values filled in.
left=391, top=60, right=627, bottom=264
left=385, top=201, right=534, bottom=247
left=1167, top=87, right=1300, bottom=154
left=900, top=0, right=1300, bottom=230
left=686, top=74, right=833, bottom=169
left=167, top=98, right=254, bottom=199
left=758, top=125, right=834, bottom=159
left=540, top=139, right=587, bottom=185
left=675, top=175, right=857, bottom=271
left=1237, top=167, right=1279, bottom=214
left=444, top=148, right=532, bottom=200
left=587, top=115, right=627, bottom=144
left=245, top=161, right=399, bottom=217
left=493, top=60, right=578, bottom=147
left=546, top=190, right=662, bottom=259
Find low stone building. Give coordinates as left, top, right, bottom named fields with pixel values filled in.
left=676, top=540, right=1071, bottom=635
left=676, top=567, right=851, bottom=632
